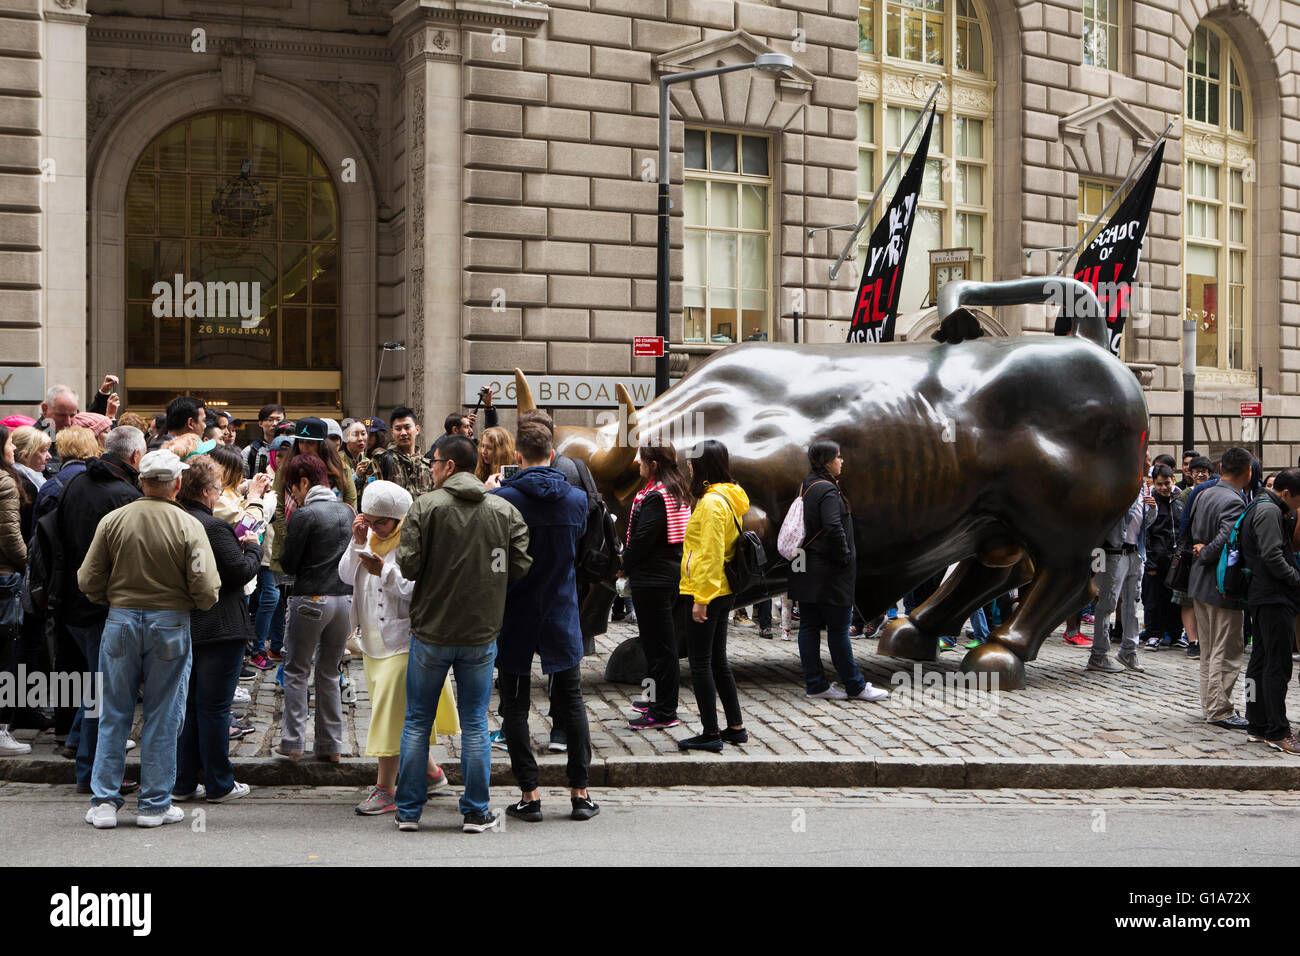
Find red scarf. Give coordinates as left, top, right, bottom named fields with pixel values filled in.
left=627, top=480, right=691, bottom=545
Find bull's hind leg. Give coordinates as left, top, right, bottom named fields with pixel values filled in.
left=877, top=554, right=1030, bottom=662
left=961, top=560, right=1093, bottom=689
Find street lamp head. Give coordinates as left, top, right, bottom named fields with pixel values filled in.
left=381, top=342, right=406, bottom=351
left=753, top=53, right=794, bottom=73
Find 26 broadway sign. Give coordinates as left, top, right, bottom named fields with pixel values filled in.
left=463, top=375, right=667, bottom=408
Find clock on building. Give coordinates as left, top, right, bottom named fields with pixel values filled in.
left=929, top=247, right=974, bottom=306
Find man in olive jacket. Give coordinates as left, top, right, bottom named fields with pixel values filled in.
left=77, top=450, right=219, bottom=829
left=392, top=434, right=530, bottom=834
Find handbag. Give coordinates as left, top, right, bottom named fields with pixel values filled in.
left=776, top=480, right=831, bottom=561
left=1164, top=494, right=1199, bottom=591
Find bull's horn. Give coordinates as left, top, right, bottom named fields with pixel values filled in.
left=513, top=368, right=536, bottom=413
left=588, top=383, right=638, bottom=481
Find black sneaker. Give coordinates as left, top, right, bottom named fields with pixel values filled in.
left=720, top=727, right=749, bottom=744
left=630, top=698, right=651, bottom=713
left=1186, top=643, right=1200, bottom=659
left=677, top=733, right=724, bottom=753
left=238, top=666, right=257, bottom=681
left=462, top=809, right=501, bottom=834
left=547, top=729, right=567, bottom=753
left=505, top=798, right=542, bottom=823
left=571, top=795, right=600, bottom=821
left=1211, top=714, right=1249, bottom=730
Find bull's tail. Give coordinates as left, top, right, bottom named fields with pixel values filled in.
left=937, top=277, right=1108, bottom=350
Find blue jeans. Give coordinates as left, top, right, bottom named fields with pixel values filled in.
left=395, top=638, right=496, bottom=821
left=91, top=609, right=192, bottom=814
left=249, top=569, right=282, bottom=655
left=969, top=607, right=989, bottom=642
left=175, top=640, right=245, bottom=799
left=796, top=603, right=866, bottom=696
left=64, top=619, right=105, bottom=788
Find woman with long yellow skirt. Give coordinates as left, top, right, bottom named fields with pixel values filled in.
left=338, top=480, right=459, bottom=815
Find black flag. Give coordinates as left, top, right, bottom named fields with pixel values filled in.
left=846, top=108, right=935, bottom=343
left=1057, top=140, right=1165, bottom=354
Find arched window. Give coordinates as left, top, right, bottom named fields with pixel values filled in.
left=857, top=0, right=994, bottom=313
left=1184, top=23, right=1253, bottom=378
left=123, top=111, right=341, bottom=410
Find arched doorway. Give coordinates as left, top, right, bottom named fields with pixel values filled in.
left=121, top=110, right=343, bottom=421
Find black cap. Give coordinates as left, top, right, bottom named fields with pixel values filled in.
left=295, top=417, right=328, bottom=442
left=365, top=417, right=387, bottom=434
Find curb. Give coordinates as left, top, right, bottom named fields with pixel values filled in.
left=4, top=755, right=1299, bottom=790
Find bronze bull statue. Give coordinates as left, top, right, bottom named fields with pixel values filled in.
left=518, top=277, right=1148, bottom=689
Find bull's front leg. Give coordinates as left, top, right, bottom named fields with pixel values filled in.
left=877, top=554, right=1027, bottom=662
left=961, top=560, right=1093, bottom=689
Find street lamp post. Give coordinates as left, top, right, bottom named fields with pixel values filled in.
left=1182, top=319, right=1196, bottom=456
left=655, top=53, right=794, bottom=397
left=371, top=341, right=405, bottom=421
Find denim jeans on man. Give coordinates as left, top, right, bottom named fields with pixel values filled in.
left=174, top=640, right=245, bottom=799
left=395, top=638, right=497, bottom=822
left=796, top=602, right=866, bottom=696
left=64, top=620, right=105, bottom=788
left=91, top=609, right=192, bottom=814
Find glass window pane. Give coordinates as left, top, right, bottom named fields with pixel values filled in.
left=1208, top=32, right=1220, bottom=79
left=684, top=304, right=707, bottom=343
left=711, top=132, right=738, bottom=173
left=957, top=164, right=982, bottom=204
left=904, top=11, right=921, bottom=60
left=250, top=118, right=280, bottom=178
left=159, top=313, right=185, bottom=366
left=1207, top=80, right=1219, bottom=126
left=1230, top=209, right=1243, bottom=243
left=281, top=180, right=309, bottom=241
left=900, top=207, right=942, bottom=311
left=311, top=245, right=338, bottom=305
left=157, top=122, right=186, bottom=171
left=126, top=238, right=155, bottom=300
left=190, top=115, right=218, bottom=172
left=709, top=233, right=737, bottom=289
left=925, top=12, right=944, bottom=65
left=282, top=307, right=308, bottom=367
left=886, top=6, right=900, bottom=57
left=857, top=102, right=874, bottom=143
left=683, top=179, right=706, bottom=226
left=127, top=303, right=155, bottom=366
left=741, top=184, right=767, bottom=230
left=1230, top=169, right=1244, bottom=203
left=922, top=159, right=942, bottom=200
left=684, top=129, right=706, bottom=170
left=741, top=234, right=767, bottom=290
left=958, top=212, right=983, bottom=253
left=740, top=290, right=767, bottom=341
left=858, top=151, right=874, bottom=195
left=126, top=173, right=155, bottom=235
left=709, top=181, right=738, bottom=228
left=957, top=117, right=983, bottom=158
left=159, top=174, right=187, bottom=237
left=859, top=3, right=875, bottom=54
left=310, top=180, right=336, bottom=241
left=1231, top=89, right=1244, bottom=132
left=281, top=129, right=309, bottom=178
left=221, top=113, right=249, bottom=177
left=683, top=231, right=706, bottom=287
left=742, top=136, right=768, bottom=176
left=311, top=309, right=337, bottom=367
left=281, top=243, right=311, bottom=305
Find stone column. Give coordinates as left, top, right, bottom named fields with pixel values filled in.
left=42, top=0, right=88, bottom=396
left=394, top=6, right=462, bottom=429
left=0, top=0, right=42, bottom=414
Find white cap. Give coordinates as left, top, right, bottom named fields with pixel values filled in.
left=138, top=449, right=189, bottom=482
left=323, top=417, right=343, bottom=440
left=361, top=480, right=413, bottom=520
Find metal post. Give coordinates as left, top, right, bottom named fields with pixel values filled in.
left=1182, top=319, right=1197, bottom=455
left=655, top=78, right=671, bottom=399
left=1258, top=363, right=1264, bottom=465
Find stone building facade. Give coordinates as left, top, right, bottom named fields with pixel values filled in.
left=0, top=0, right=1297, bottom=463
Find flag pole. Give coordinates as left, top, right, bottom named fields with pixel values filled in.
left=1054, top=119, right=1174, bottom=276
left=828, top=82, right=942, bottom=281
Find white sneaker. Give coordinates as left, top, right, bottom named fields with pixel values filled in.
left=172, top=784, right=206, bottom=802
left=125, top=738, right=136, bottom=752
left=232, top=687, right=251, bottom=705
left=85, top=803, right=118, bottom=829
left=207, top=781, right=250, bottom=803
left=807, top=684, right=848, bottom=700
left=0, top=727, right=31, bottom=756
left=849, top=683, right=890, bottom=702
left=137, top=805, right=185, bottom=828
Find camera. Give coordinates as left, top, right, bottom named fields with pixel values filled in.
left=502, top=464, right=520, bottom=479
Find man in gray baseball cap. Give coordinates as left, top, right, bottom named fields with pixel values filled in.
left=77, top=449, right=221, bottom=829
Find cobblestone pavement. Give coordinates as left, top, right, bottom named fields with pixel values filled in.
left=12, top=617, right=1299, bottom=766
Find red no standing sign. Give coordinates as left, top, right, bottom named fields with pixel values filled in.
left=634, top=336, right=665, bottom=357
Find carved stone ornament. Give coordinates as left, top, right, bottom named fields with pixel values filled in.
left=1060, top=97, right=1159, bottom=180
left=87, top=67, right=166, bottom=142
left=407, top=78, right=426, bottom=412
left=310, top=80, right=382, bottom=159
left=221, top=44, right=257, bottom=103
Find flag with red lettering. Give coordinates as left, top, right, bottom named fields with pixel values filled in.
left=1056, top=140, right=1165, bottom=355
left=846, top=108, right=935, bottom=343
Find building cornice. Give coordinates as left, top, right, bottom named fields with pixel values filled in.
left=88, top=18, right=393, bottom=61
left=389, top=0, right=549, bottom=33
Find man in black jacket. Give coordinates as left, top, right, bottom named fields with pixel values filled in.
left=1143, top=464, right=1183, bottom=649
left=1240, top=468, right=1300, bottom=754
left=53, top=425, right=144, bottom=791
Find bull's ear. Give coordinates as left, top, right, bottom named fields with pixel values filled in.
left=514, top=368, right=536, bottom=413
left=588, top=383, right=638, bottom=482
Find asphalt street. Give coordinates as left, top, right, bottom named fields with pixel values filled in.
left=3, top=783, right=1299, bottom=867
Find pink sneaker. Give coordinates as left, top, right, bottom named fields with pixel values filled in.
left=249, top=652, right=272, bottom=670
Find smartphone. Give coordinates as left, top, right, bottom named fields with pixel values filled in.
left=502, top=464, right=520, bottom=479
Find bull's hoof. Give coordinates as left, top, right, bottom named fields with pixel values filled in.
left=603, top=636, right=647, bottom=685
left=877, top=619, right=938, bottom=662
left=959, top=641, right=1025, bottom=691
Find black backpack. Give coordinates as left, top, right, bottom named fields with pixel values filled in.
left=716, top=492, right=767, bottom=596
left=564, top=456, right=623, bottom=585
left=21, top=506, right=63, bottom=615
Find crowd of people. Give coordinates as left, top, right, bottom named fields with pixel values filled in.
left=3, top=374, right=1300, bottom=836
